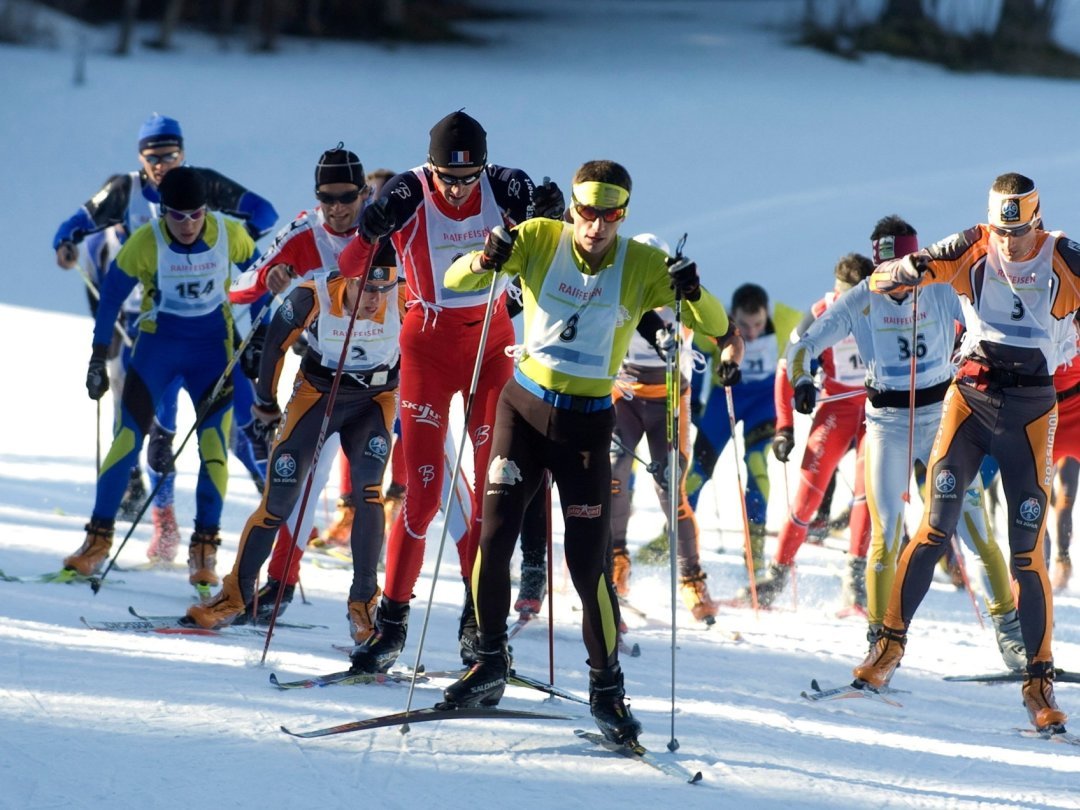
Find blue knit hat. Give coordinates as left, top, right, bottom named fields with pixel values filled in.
left=138, top=114, right=183, bottom=152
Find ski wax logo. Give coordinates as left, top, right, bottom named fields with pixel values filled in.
left=418, top=464, right=435, bottom=487
left=366, top=434, right=388, bottom=459
left=274, top=453, right=297, bottom=483
left=566, top=503, right=602, bottom=519
left=616, top=304, right=631, bottom=327
left=488, top=455, right=522, bottom=486
left=1000, top=198, right=1021, bottom=223
left=934, top=468, right=957, bottom=499
left=1016, top=494, right=1043, bottom=531
left=401, top=400, right=441, bottom=428
left=280, top=298, right=295, bottom=324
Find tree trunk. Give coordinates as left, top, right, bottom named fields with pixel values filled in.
left=995, top=0, right=1056, bottom=46
left=115, top=0, right=139, bottom=55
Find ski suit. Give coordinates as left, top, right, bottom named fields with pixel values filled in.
left=788, top=280, right=1015, bottom=626
left=872, top=225, right=1080, bottom=664
left=445, top=220, right=728, bottom=669
left=90, top=214, right=258, bottom=532
left=339, top=165, right=534, bottom=603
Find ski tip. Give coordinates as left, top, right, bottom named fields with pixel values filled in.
left=810, top=678, right=821, bottom=692
left=689, top=771, right=703, bottom=784
left=629, top=643, right=641, bottom=658
left=268, top=673, right=281, bottom=688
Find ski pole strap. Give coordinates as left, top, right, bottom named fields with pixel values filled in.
left=866, top=380, right=949, bottom=409
left=513, top=369, right=612, bottom=413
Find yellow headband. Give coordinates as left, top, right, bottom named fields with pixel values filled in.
left=988, top=187, right=1040, bottom=230
left=572, top=181, right=630, bottom=209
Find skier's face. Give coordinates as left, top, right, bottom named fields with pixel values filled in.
left=571, top=203, right=622, bottom=268
left=316, top=182, right=367, bottom=233
left=429, top=164, right=484, bottom=208
left=163, top=206, right=206, bottom=245
left=139, top=146, right=184, bottom=187
left=733, top=306, right=768, bottom=341
left=991, top=225, right=1039, bottom=262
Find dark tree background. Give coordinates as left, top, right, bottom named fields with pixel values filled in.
left=800, top=0, right=1079, bottom=78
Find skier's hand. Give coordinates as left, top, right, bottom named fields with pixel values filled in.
left=772, top=426, right=795, bottom=462
left=56, top=241, right=78, bottom=269
left=478, top=226, right=516, bottom=272
left=240, top=323, right=268, bottom=380
left=264, top=263, right=297, bottom=295
left=654, top=324, right=677, bottom=359
left=718, top=361, right=742, bottom=387
left=793, top=381, right=817, bottom=415
left=360, top=197, right=395, bottom=242
left=530, top=177, right=565, bottom=220
left=666, top=256, right=701, bottom=302
left=250, top=397, right=282, bottom=445
left=86, top=345, right=109, bottom=400
left=894, top=253, right=929, bottom=286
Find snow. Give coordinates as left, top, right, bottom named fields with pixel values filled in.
left=2, top=2, right=1080, bottom=808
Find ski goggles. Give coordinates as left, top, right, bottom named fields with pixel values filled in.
left=431, top=167, right=485, bottom=187
left=572, top=200, right=627, bottom=223
left=316, top=187, right=367, bottom=205
left=141, top=151, right=182, bottom=166
left=163, top=206, right=206, bottom=223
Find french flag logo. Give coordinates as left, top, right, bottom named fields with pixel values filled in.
left=449, top=150, right=470, bottom=165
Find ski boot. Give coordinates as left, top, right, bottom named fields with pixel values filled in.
left=117, top=470, right=147, bottom=521
left=611, top=548, right=631, bottom=598
left=1022, top=660, right=1067, bottom=730
left=147, top=504, right=180, bottom=564
left=854, top=626, right=906, bottom=689
left=188, top=529, right=222, bottom=598
left=186, top=574, right=247, bottom=629
left=348, top=586, right=381, bottom=645
left=312, top=495, right=354, bottom=550
left=1052, top=554, right=1072, bottom=593
left=440, top=635, right=510, bottom=708
left=459, top=578, right=479, bottom=666
left=738, top=562, right=790, bottom=607
left=350, top=596, right=410, bottom=673
left=840, top=554, right=868, bottom=612
left=991, top=609, right=1027, bottom=673
left=514, top=564, right=547, bottom=615
left=248, top=577, right=295, bottom=622
left=63, top=518, right=115, bottom=576
left=589, top=664, right=642, bottom=744
left=679, top=568, right=719, bottom=623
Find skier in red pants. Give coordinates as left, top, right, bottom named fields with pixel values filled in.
left=340, top=111, right=565, bottom=672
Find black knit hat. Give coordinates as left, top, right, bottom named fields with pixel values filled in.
left=158, top=166, right=207, bottom=211
left=315, top=143, right=364, bottom=188
left=428, top=111, right=487, bottom=168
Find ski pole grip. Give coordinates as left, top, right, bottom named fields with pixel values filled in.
left=490, top=225, right=513, bottom=248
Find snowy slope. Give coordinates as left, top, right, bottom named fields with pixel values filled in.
left=3, top=2, right=1080, bottom=808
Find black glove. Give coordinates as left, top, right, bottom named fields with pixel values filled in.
left=772, top=426, right=795, bottom=462
left=666, top=256, right=701, bottom=302
left=250, top=398, right=282, bottom=447
left=479, top=226, right=516, bottom=271
left=360, top=198, right=395, bottom=242
left=654, top=324, right=677, bottom=360
left=718, top=361, right=742, bottom=387
left=240, top=323, right=267, bottom=380
left=531, top=177, right=565, bottom=220
left=86, top=345, right=109, bottom=400
left=690, top=397, right=704, bottom=428
left=793, top=381, right=817, bottom=415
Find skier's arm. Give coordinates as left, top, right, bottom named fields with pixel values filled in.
left=255, top=285, right=317, bottom=404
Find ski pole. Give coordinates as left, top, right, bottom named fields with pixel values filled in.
left=665, top=232, right=688, bottom=753
left=544, top=470, right=555, bottom=688
left=89, top=297, right=275, bottom=592
left=611, top=433, right=662, bottom=477
left=260, top=256, right=381, bottom=661
left=812, top=388, right=865, bottom=406
left=400, top=226, right=513, bottom=731
left=725, top=384, right=760, bottom=617
left=73, top=264, right=133, bottom=348
left=903, top=285, right=920, bottom=504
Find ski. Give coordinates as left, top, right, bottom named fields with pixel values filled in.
left=945, top=668, right=1080, bottom=684
left=508, top=671, right=589, bottom=705
left=0, top=568, right=123, bottom=585
left=801, top=678, right=904, bottom=707
left=574, top=729, right=703, bottom=784
left=270, top=669, right=427, bottom=689
left=281, top=705, right=574, bottom=738
left=128, top=606, right=326, bottom=631
left=81, top=616, right=267, bottom=637
left=1016, top=726, right=1080, bottom=746
left=507, top=609, right=540, bottom=640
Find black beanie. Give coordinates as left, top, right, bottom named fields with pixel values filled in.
left=158, top=166, right=207, bottom=210
left=316, top=143, right=364, bottom=188
left=428, top=111, right=487, bottom=168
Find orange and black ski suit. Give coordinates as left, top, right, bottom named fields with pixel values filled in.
left=870, top=225, right=1080, bottom=665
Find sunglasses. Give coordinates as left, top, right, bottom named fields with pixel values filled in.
left=316, top=187, right=367, bottom=206
left=573, top=202, right=627, bottom=223
left=142, top=151, right=182, bottom=166
left=164, top=206, right=206, bottom=223
left=989, top=222, right=1035, bottom=238
left=432, top=167, right=485, bottom=188
left=364, top=282, right=397, bottom=294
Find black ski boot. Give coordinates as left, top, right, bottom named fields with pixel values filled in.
left=459, top=577, right=479, bottom=666
left=589, top=663, right=642, bottom=744
left=350, top=596, right=410, bottom=673
left=440, top=635, right=510, bottom=708
left=240, top=577, right=294, bottom=623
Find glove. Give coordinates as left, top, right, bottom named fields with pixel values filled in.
left=86, top=345, right=109, bottom=400
left=531, top=177, right=565, bottom=220
left=56, top=241, right=78, bottom=269
left=654, top=324, right=677, bottom=359
left=895, top=253, right=929, bottom=285
left=666, top=256, right=701, bottom=302
left=772, top=427, right=795, bottom=463
left=793, top=381, right=817, bottom=415
left=718, top=361, right=742, bottom=387
left=240, top=323, right=267, bottom=380
left=250, top=398, right=282, bottom=447
left=360, top=198, right=395, bottom=241
left=479, top=226, right=516, bottom=271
